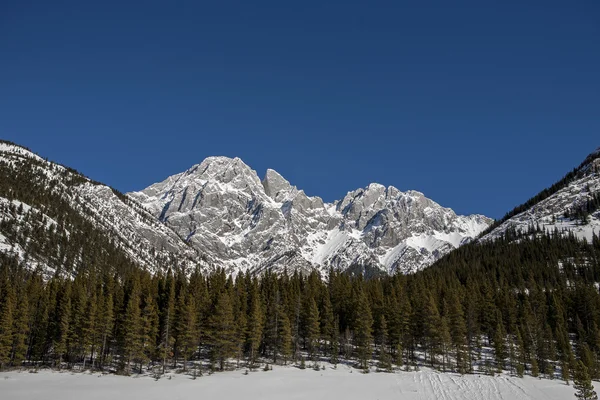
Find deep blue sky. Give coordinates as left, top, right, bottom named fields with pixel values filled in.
left=1, top=1, right=599, bottom=219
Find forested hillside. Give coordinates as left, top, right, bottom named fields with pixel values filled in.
left=482, top=148, right=600, bottom=239
left=0, top=140, right=204, bottom=276
left=2, top=140, right=600, bottom=388
left=1, top=227, right=600, bottom=383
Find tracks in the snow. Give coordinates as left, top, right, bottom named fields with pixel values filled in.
left=405, top=370, right=537, bottom=400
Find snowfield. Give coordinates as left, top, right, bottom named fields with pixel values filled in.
left=2, top=365, right=596, bottom=400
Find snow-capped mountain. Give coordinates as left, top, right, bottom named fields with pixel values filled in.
left=482, top=148, right=600, bottom=242
left=0, top=141, right=203, bottom=275
left=130, top=156, right=492, bottom=274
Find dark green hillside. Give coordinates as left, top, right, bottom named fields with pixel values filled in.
left=481, top=148, right=600, bottom=236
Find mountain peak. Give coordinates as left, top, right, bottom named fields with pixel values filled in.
left=196, top=156, right=250, bottom=173
left=188, top=156, right=262, bottom=188
left=129, top=156, right=492, bottom=275
left=262, top=169, right=297, bottom=202
left=366, top=182, right=386, bottom=191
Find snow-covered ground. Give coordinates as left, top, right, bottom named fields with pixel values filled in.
left=2, top=364, right=595, bottom=400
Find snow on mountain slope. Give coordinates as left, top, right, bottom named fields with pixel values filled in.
left=130, top=156, right=492, bottom=274
left=483, top=148, right=600, bottom=242
left=0, top=141, right=204, bottom=274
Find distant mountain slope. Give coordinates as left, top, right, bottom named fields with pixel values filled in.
left=0, top=140, right=491, bottom=276
left=482, top=148, right=600, bottom=242
left=0, top=141, right=203, bottom=276
left=130, top=156, right=492, bottom=274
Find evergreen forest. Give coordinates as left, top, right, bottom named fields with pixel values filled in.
left=1, top=227, right=600, bottom=384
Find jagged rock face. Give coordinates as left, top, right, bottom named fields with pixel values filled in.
left=334, top=184, right=492, bottom=273
left=130, top=157, right=336, bottom=274
left=130, top=156, right=492, bottom=274
left=482, top=148, right=600, bottom=243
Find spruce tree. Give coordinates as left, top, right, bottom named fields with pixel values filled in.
left=68, top=278, right=88, bottom=369
left=122, top=278, right=143, bottom=374
left=232, top=281, right=247, bottom=368
left=354, top=289, right=373, bottom=372
left=207, top=291, right=236, bottom=370
left=531, top=358, right=540, bottom=378
left=80, top=290, right=97, bottom=370
left=159, top=272, right=175, bottom=374
left=448, top=291, right=467, bottom=373
left=562, top=358, right=571, bottom=385
left=320, top=293, right=335, bottom=357
left=53, top=281, right=71, bottom=369
left=10, top=287, right=29, bottom=367
left=305, top=296, right=320, bottom=360
left=494, top=319, right=507, bottom=372
left=574, top=360, right=598, bottom=400
left=0, top=283, right=15, bottom=369
left=140, top=290, right=159, bottom=368
left=97, top=292, right=114, bottom=370
left=330, top=316, right=340, bottom=366
left=440, top=316, right=451, bottom=372
left=513, top=329, right=525, bottom=377
left=423, top=292, right=442, bottom=368
left=176, top=293, right=198, bottom=371
left=377, top=314, right=392, bottom=372
left=246, top=283, right=264, bottom=367
left=276, top=304, right=293, bottom=364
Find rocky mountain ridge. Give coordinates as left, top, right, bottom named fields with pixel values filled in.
left=0, top=141, right=204, bottom=276
left=482, top=147, right=600, bottom=243
left=130, top=156, right=492, bottom=274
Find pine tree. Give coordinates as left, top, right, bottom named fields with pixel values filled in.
left=207, top=291, right=237, bottom=370
left=232, top=279, right=247, bottom=368
left=0, top=283, right=15, bottom=369
left=377, top=314, right=392, bottom=372
left=423, top=292, right=442, bottom=368
left=531, top=357, right=540, bottom=378
left=354, top=289, right=373, bottom=372
left=276, top=304, right=293, bottom=364
left=305, top=296, right=320, bottom=360
left=494, top=319, right=507, bottom=372
left=140, top=290, right=159, bottom=369
left=53, top=281, right=71, bottom=369
left=80, top=290, right=97, bottom=370
left=97, top=292, right=114, bottom=370
left=320, top=293, right=335, bottom=357
left=448, top=291, right=468, bottom=374
left=176, top=293, right=198, bottom=371
left=246, top=283, right=264, bottom=367
left=27, top=273, right=49, bottom=365
left=11, top=287, right=30, bottom=367
left=515, top=329, right=526, bottom=378
left=159, top=272, right=175, bottom=374
left=122, top=277, right=143, bottom=374
left=330, top=316, right=340, bottom=366
left=68, top=278, right=88, bottom=369
left=440, top=316, right=451, bottom=372
left=562, top=358, right=571, bottom=385
left=574, top=360, right=598, bottom=400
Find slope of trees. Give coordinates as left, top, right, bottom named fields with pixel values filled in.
left=1, top=227, right=600, bottom=381
left=480, top=149, right=600, bottom=236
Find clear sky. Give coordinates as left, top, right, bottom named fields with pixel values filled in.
left=1, top=0, right=599, bottom=219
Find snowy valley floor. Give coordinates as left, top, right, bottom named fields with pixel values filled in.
left=2, top=364, right=598, bottom=400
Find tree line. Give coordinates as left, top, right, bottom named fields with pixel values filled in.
left=480, top=150, right=599, bottom=236
left=1, top=227, right=600, bottom=383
